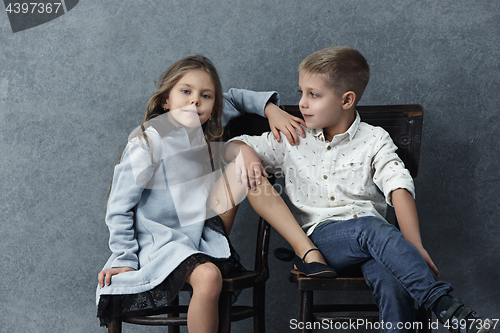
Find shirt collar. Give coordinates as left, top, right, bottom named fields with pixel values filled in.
left=311, top=111, right=361, bottom=142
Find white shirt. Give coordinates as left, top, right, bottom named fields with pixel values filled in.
left=231, top=111, right=415, bottom=236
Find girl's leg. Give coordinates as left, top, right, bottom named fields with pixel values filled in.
left=245, top=177, right=326, bottom=263
left=185, top=262, right=223, bottom=333
left=209, top=162, right=325, bottom=264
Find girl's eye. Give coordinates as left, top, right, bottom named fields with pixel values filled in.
left=182, top=89, right=190, bottom=94
left=201, top=94, right=211, bottom=99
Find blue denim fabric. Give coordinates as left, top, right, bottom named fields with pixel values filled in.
left=310, top=216, right=453, bottom=332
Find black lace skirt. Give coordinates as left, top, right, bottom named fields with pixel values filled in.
left=97, top=215, right=245, bottom=327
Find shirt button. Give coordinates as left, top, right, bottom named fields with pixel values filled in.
left=353, top=214, right=358, bottom=218
left=350, top=163, right=354, bottom=166
left=323, top=175, right=328, bottom=180
left=394, top=162, right=399, bottom=165
left=330, top=196, right=335, bottom=201
left=327, top=146, right=331, bottom=150
left=321, top=137, right=324, bottom=141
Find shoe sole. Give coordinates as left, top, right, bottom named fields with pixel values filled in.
left=291, top=269, right=337, bottom=278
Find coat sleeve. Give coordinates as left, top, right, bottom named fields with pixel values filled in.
left=105, top=135, right=157, bottom=269
left=221, top=88, right=280, bottom=127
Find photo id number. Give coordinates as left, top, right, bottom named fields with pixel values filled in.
left=6, top=3, right=62, bottom=14
left=444, top=318, right=498, bottom=331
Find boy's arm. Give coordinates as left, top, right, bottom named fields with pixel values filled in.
left=223, top=88, right=305, bottom=145
left=391, top=188, right=440, bottom=278
left=371, top=129, right=439, bottom=277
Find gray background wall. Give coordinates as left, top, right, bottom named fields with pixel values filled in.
left=1, top=1, right=499, bottom=332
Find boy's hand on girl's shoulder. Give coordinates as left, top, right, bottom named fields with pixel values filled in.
left=264, top=102, right=306, bottom=146
left=234, top=144, right=267, bottom=191
left=98, top=267, right=136, bottom=288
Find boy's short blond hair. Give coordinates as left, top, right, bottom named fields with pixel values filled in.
left=298, top=46, right=370, bottom=104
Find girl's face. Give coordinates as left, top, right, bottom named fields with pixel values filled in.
left=163, top=69, right=216, bottom=131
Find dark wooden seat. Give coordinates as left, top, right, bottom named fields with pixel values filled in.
left=107, top=115, right=273, bottom=333
left=108, top=214, right=271, bottom=333
left=280, top=104, right=431, bottom=333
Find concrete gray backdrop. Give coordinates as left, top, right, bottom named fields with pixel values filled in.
left=1, top=1, right=499, bottom=332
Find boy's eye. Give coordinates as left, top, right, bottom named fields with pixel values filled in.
left=310, top=92, right=318, bottom=98
left=297, top=89, right=303, bottom=95
left=182, top=89, right=190, bottom=94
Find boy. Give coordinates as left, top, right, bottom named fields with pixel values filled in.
left=228, top=46, right=493, bottom=332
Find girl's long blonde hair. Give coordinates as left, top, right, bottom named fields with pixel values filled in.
left=106, top=56, right=224, bottom=204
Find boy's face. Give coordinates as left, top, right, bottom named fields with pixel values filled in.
left=298, top=71, right=351, bottom=139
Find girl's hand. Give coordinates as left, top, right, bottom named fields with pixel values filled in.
left=234, top=144, right=268, bottom=191
left=416, top=247, right=440, bottom=279
left=98, top=267, right=135, bottom=288
left=264, top=103, right=306, bottom=146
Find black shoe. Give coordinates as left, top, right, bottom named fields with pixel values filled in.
left=438, top=299, right=494, bottom=333
left=273, top=248, right=337, bottom=278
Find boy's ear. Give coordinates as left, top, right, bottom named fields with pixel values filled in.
left=342, top=91, right=356, bottom=110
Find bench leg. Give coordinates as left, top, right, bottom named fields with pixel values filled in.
left=168, top=295, right=180, bottom=333
left=300, top=290, right=313, bottom=333
left=107, top=318, right=122, bottom=333
left=218, top=291, right=232, bottom=333
left=253, top=283, right=266, bottom=333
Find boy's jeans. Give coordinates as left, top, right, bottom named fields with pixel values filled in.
left=310, top=216, right=453, bottom=332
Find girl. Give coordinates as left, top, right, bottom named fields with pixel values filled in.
left=96, top=55, right=335, bottom=333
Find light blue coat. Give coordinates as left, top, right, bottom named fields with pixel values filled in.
left=96, top=89, right=278, bottom=302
